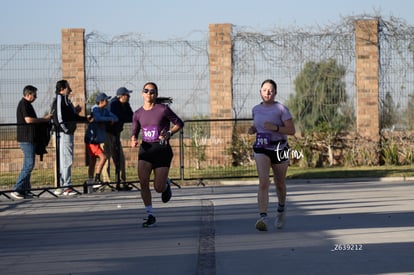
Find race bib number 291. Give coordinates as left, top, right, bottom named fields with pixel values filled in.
left=255, top=133, right=271, bottom=148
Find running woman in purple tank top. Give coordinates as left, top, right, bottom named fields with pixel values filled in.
left=248, top=79, right=296, bottom=231
left=131, top=82, right=184, bottom=227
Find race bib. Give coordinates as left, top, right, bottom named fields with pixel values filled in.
left=254, top=133, right=272, bottom=149
left=142, top=126, right=159, bottom=142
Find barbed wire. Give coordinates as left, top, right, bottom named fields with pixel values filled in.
left=232, top=15, right=414, bottom=128
left=0, top=15, right=413, bottom=128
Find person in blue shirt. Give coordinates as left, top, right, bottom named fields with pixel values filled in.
left=85, top=93, right=118, bottom=186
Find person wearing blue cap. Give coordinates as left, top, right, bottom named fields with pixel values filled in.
left=85, top=93, right=118, bottom=188
left=104, top=87, right=134, bottom=191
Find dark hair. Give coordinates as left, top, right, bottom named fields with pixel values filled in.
left=261, top=79, right=277, bottom=91
left=55, top=80, right=69, bottom=94
left=142, top=81, right=158, bottom=93
left=23, top=85, right=37, bottom=96
left=155, top=97, right=173, bottom=104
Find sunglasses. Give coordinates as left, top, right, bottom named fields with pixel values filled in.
left=142, top=89, right=157, bottom=95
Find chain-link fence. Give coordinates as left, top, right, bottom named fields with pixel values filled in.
left=0, top=119, right=257, bottom=194
left=2, top=16, right=414, bottom=195
left=85, top=33, right=210, bottom=120
left=232, top=26, right=356, bottom=123
left=1, top=17, right=413, bottom=127
left=0, top=44, right=61, bottom=123
left=378, top=18, right=414, bottom=130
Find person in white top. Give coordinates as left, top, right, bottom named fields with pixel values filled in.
left=248, top=79, right=296, bottom=231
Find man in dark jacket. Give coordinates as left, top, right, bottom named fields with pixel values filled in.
left=105, top=87, right=133, bottom=191
left=11, top=85, right=52, bottom=200
left=51, top=80, right=89, bottom=196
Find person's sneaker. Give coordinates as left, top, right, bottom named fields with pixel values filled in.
left=161, top=178, right=172, bottom=203
left=93, top=179, right=102, bottom=189
left=63, top=188, right=78, bottom=196
left=142, top=215, right=156, bottom=228
left=116, top=184, right=132, bottom=191
left=122, top=184, right=132, bottom=191
left=24, top=192, right=34, bottom=199
left=276, top=211, right=285, bottom=229
left=10, top=191, right=25, bottom=200
left=54, top=188, right=64, bottom=196
left=255, top=216, right=268, bottom=231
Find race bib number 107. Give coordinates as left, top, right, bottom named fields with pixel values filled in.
left=142, top=126, right=159, bottom=142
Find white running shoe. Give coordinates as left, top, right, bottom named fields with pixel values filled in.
left=255, top=217, right=268, bottom=231
left=10, top=191, right=25, bottom=200
left=63, top=188, right=78, bottom=196
left=54, top=188, right=64, bottom=196
left=276, top=211, right=285, bottom=229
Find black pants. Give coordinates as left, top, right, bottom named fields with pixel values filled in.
left=104, top=132, right=126, bottom=183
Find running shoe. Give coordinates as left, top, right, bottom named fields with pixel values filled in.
left=54, top=188, right=64, bottom=196
left=142, top=215, right=156, bottom=228
left=24, top=192, right=33, bottom=199
left=10, top=191, right=24, bottom=200
left=63, top=188, right=78, bottom=196
left=276, top=211, right=285, bottom=229
left=255, top=216, right=268, bottom=231
left=116, top=184, right=132, bottom=191
left=161, top=179, right=172, bottom=203
left=93, top=178, right=103, bottom=190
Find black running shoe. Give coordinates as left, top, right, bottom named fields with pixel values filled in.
left=142, top=215, right=156, bottom=228
left=161, top=179, right=172, bottom=203
left=116, top=184, right=132, bottom=191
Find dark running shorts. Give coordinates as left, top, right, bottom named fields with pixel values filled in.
left=253, top=145, right=290, bottom=164
left=139, top=141, right=173, bottom=168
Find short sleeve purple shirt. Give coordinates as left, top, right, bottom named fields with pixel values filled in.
left=252, top=101, right=292, bottom=142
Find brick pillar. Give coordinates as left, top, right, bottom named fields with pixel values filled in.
left=355, top=20, right=380, bottom=141
left=208, top=24, right=234, bottom=165
left=209, top=24, right=233, bottom=119
left=61, top=28, right=87, bottom=171
left=61, top=28, right=86, bottom=115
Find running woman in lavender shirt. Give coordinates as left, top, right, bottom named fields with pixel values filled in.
left=131, top=82, right=184, bottom=227
left=248, top=79, right=296, bottom=231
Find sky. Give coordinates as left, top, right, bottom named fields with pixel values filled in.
left=1, top=0, right=414, bottom=44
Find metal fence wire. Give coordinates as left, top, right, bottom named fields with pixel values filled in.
left=2, top=17, right=414, bottom=194
left=1, top=17, right=414, bottom=127
left=84, top=34, right=210, bottom=120
left=0, top=119, right=257, bottom=193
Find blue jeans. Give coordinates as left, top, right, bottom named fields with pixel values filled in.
left=14, top=142, right=36, bottom=193
left=59, top=132, right=73, bottom=187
